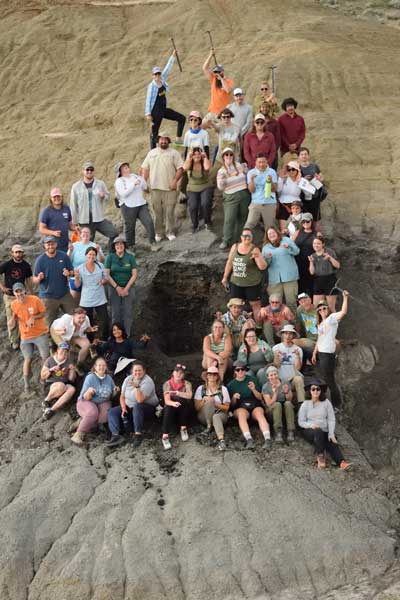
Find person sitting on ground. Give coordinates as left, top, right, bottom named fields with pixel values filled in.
left=220, top=298, right=249, bottom=354
left=295, top=292, right=318, bottom=360
left=182, top=147, right=213, bottom=233
left=67, top=226, right=104, bottom=301
left=104, top=235, right=137, bottom=335
left=227, top=88, right=253, bottom=138
left=243, top=113, right=276, bottom=170
left=259, top=101, right=281, bottom=170
left=298, top=146, right=325, bottom=226
left=311, top=290, right=349, bottom=409
left=184, top=111, right=210, bottom=157
left=71, top=357, right=119, bottom=446
left=253, top=80, right=279, bottom=118
left=294, top=213, right=318, bottom=297
left=258, top=294, right=295, bottom=347
left=221, top=228, right=267, bottom=322
left=228, top=360, right=271, bottom=450
left=0, top=244, right=33, bottom=350
left=106, top=361, right=159, bottom=448
left=202, top=55, right=234, bottom=120
left=298, top=379, right=352, bottom=470
left=145, top=50, right=185, bottom=149
left=92, top=322, right=149, bottom=373
left=40, top=342, right=77, bottom=420
left=284, top=200, right=304, bottom=240
left=273, top=324, right=305, bottom=403
left=277, top=161, right=303, bottom=232
left=262, top=226, right=300, bottom=315
left=39, top=187, right=77, bottom=253
left=236, top=327, right=273, bottom=386
left=161, top=364, right=193, bottom=450
left=262, top=365, right=295, bottom=443
left=202, top=320, right=232, bottom=381
left=278, top=98, right=306, bottom=156
left=70, top=161, right=117, bottom=250
left=245, top=153, right=278, bottom=233
left=141, top=132, right=184, bottom=242
left=51, top=307, right=97, bottom=370
left=309, top=236, right=340, bottom=313
left=33, top=235, right=76, bottom=328
left=194, top=365, right=230, bottom=451
left=10, top=282, right=50, bottom=392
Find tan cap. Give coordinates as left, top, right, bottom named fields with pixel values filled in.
left=11, top=244, right=24, bottom=253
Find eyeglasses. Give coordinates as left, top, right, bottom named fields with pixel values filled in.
left=85, top=168, right=94, bottom=172
left=287, top=168, right=298, bottom=173
left=235, top=367, right=246, bottom=372
left=310, top=386, right=321, bottom=392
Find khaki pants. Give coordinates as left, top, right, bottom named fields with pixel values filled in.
left=245, top=203, right=277, bottom=231
left=3, top=293, right=19, bottom=346
left=267, top=281, right=298, bottom=315
left=43, top=293, right=77, bottom=329
left=197, top=402, right=228, bottom=438
left=150, top=189, right=178, bottom=236
left=288, top=374, right=305, bottom=403
left=266, top=401, right=295, bottom=431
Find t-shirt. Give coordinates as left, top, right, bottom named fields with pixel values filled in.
left=317, top=313, right=339, bottom=354
left=207, top=75, right=234, bottom=115
left=215, top=122, right=241, bottom=162
left=51, top=313, right=91, bottom=340
left=247, top=168, right=277, bottom=205
left=40, top=205, right=72, bottom=253
left=272, top=342, right=303, bottom=380
left=11, top=295, right=48, bottom=340
left=104, top=252, right=136, bottom=287
left=84, top=180, right=94, bottom=215
left=227, top=375, right=260, bottom=411
left=121, top=374, right=158, bottom=408
left=141, top=147, right=183, bottom=191
left=43, top=355, right=73, bottom=384
left=311, top=249, right=338, bottom=277
left=0, top=259, right=32, bottom=296
left=34, top=251, right=73, bottom=299
left=115, top=175, right=147, bottom=209
left=79, top=372, right=115, bottom=405
left=78, top=262, right=107, bottom=307
left=184, top=129, right=209, bottom=150
left=154, top=84, right=167, bottom=110
left=262, top=380, right=292, bottom=404
left=300, top=163, right=321, bottom=201
left=70, top=241, right=98, bottom=268
left=296, top=306, right=318, bottom=341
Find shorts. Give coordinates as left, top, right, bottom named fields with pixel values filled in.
left=313, top=274, right=337, bottom=296
left=229, top=281, right=262, bottom=302
left=235, top=400, right=263, bottom=413
left=20, top=333, right=50, bottom=360
left=69, top=277, right=82, bottom=292
left=276, top=202, right=293, bottom=220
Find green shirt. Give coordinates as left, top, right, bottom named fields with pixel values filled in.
left=105, top=251, right=137, bottom=287
left=227, top=375, right=261, bottom=411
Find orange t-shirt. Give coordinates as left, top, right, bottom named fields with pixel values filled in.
left=208, top=75, right=234, bottom=115
left=11, top=295, right=48, bottom=340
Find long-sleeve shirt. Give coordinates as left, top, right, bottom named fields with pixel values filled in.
left=243, top=131, right=276, bottom=169
left=227, top=102, right=253, bottom=136
left=115, top=174, right=147, bottom=208
left=70, top=178, right=110, bottom=224
left=298, top=399, right=336, bottom=438
left=262, top=237, right=299, bottom=284
left=145, top=55, right=174, bottom=115
left=278, top=112, right=306, bottom=154
left=79, top=372, right=115, bottom=405
left=266, top=118, right=281, bottom=152
left=217, top=164, right=248, bottom=194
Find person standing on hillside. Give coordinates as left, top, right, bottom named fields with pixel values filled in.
left=145, top=50, right=186, bottom=149
left=39, top=187, right=76, bottom=253
left=141, top=132, right=184, bottom=241
left=202, top=53, right=234, bottom=121
left=253, top=80, right=280, bottom=118
left=70, top=161, right=117, bottom=250
left=278, top=98, right=306, bottom=156
left=227, top=88, right=253, bottom=138
left=0, top=244, right=33, bottom=350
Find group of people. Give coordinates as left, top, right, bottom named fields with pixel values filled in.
left=0, top=48, right=354, bottom=471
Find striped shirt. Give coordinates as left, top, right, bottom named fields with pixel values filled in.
left=217, top=164, right=248, bottom=195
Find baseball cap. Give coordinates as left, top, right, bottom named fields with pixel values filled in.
left=50, top=187, right=62, bottom=198
left=42, top=235, right=58, bottom=244
left=152, top=66, right=162, bottom=74
left=297, top=292, right=310, bottom=300
left=12, top=282, right=25, bottom=292
left=254, top=113, right=266, bottom=121
left=58, top=342, right=70, bottom=350
left=82, top=161, right=94, bottom=170
left=233, top=87, right=243, bottom=95
left=11, top=244, right=24, bottom=253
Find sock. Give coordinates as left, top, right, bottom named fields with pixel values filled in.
left=23, top=375, right=29, bottom=387
left=244, top=431, right=252, bottom=441
left=263, top=430, right=271, bottom=440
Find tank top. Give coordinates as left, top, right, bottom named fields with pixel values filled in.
left=186, top=168, right=211, bottom=193
left=230, top=245, right=263, bottom=287
left=209, top=333, right=225, bottom=354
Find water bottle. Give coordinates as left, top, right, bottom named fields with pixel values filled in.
left=264, top=175, right=272, bottom=199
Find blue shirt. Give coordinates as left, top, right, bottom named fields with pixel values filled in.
left=262, top=236, right=299, bottom=284
left=40, top=205, right=72, bottom=252
left=78, top=262, right=107, bottom=308
left=247, top=167, right=277, bottom=205
left=34, top=251, right=73, bottom=299
left=145, top=55, right=174, bottom=115
left=79, top=372, right=115, bottom=405
left=70, top=241, right=97, bottom=268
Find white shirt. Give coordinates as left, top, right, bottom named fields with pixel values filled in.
left=273, top=342, right=303, bottom=380
left=115, top=174, right=147, bottom=208
left=51, top=313, right=91, bottom=341
left=317, top=313, right=339, bottom=353
left=183, top=129, right=209, bottom=150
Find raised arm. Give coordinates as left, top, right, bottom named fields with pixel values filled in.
left=202, top=50, right=214, bottom=78
left=335, top=290, right=349, bottom=321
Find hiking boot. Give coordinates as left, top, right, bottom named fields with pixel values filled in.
left=180, top=428, right=189, bottom=442
left=41, top=398, right=51, bottom=410
left=200, top=426, right=212, bottom=437
left=42, top=408, right=54, bottom=420
left=339, top=460, right=352, bottom=471
left=317, top=454, right=326, bottom=469
left=132, top=434, right=143, bottom=448
left=245, top=438, right=255, bottom=449
left=106, top=434, right=124, bottom=448
left=217, top=439, right=226, bottom=451
left=263, top=438, right=272, bottom=451
left=275, top=430, right=283, bottom=443
left=287, top=431, right=295, bottom=443
left=162, top=437, right=172, bottom=450
left=155, top=234, right=163, bottom=243
left=71, top=431, right=85, bottom=446
left=167, top=233, right=177, bottom=241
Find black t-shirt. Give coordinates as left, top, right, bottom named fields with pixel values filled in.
left=153, top=85, right=167, bottom=111
left=0, top=259, right=32, bottom=295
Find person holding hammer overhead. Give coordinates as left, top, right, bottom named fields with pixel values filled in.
left=202, top=50, right=234, bottom=123
left=145, top=50, right=186, bottom=149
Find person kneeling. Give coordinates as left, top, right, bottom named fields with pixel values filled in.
left=161, top=364, right=193, bottom=450
left=40, top=342, right=77, bottom=420
left=107, top=361, right=159, bottom=449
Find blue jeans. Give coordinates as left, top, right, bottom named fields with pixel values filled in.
left=108, top=403, right=155, bottom=435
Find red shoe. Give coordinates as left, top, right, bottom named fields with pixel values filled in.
left=339, top=460, right=352, bottom=471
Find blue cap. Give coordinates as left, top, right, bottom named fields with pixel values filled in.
left=58, top=342, right=70, bottom=350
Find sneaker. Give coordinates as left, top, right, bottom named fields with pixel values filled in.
left=106, top=434, right=124, bottom=448
left=155, top=234, right=163, bottom=242
left=200, top=426, right=212, bottom=437
left=245, top=438, right=255, bottom=449
left=287, top=431, right=295, bottom=443
left=132, top=434, right=143, bottom=448
left=167, top=234, right=177, bottom=241
left=71, top=431, right=85, bottom=446
left=263, top=438, right=272, bottom=451
left=41, top=398, right=51, bottom=410
left=12, top=342, right=19, bottom=350
left=219, top=241, right=228, bottom=250
left=275, top=430, right=283, bottom=443
left=180, top=428, right=189, bottom=442
left=173, top=140, right=184, bottom=147
left=42, top=407, right=54, bottom=420
left=150, top=243, right=161, bottom=252
left=162, top=437, right=172, bottom=450
left=217, top=439, right=226, bottom=451
left=339, top=460, right=352, bottom=471
left=317, top=454, right=326, bottom=469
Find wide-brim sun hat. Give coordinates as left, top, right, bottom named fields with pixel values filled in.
left=279, top=324, right=299, bottom=337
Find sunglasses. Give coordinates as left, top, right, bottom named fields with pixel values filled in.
left=221, top=115, right=231, bottom=119
left=207, top=373, right=218, bottom=376
left=255, top=120, right=265, bottom=124
left=260, top=87, right=269, bottom=91
left=310, top=386, right=321, bottom=391
left=287, top=168, right=298, bottom=173
left=189, top=117, right=200, bottom=121
left=224, top=152, right=234, bottom=157
left=235, top=367, right=246, bottom=372
left=85, top=168, right=94, bottom=172
left=14, top=250, right=24, bottom=253
left=175, top=363, right=186, bottom=370
left=241, top=233, right=252, bottom=238
left=318, top=306, right=329, bottom=311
